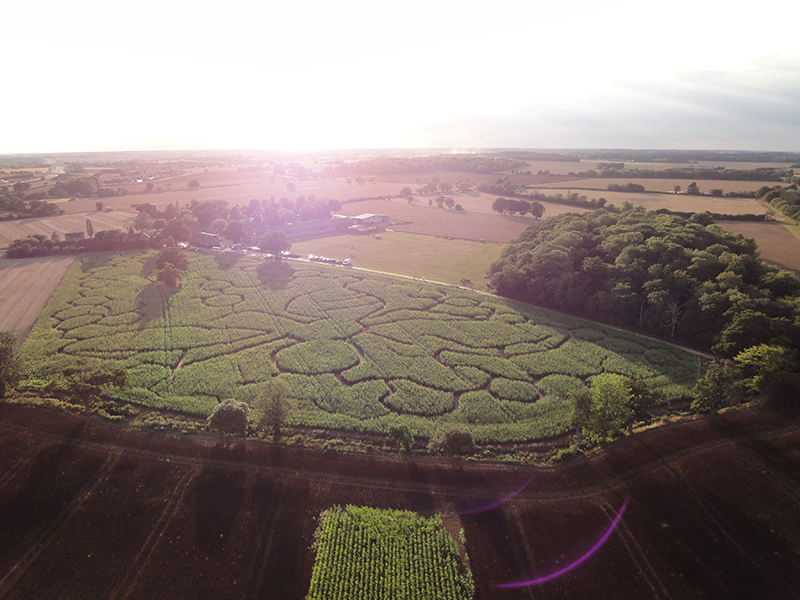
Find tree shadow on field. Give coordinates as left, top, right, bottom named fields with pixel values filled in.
left=214, top=253, right=241, bottom=270
left=405, top=462, right=438, bottom=516
left=139, top=253, right=158, bottom=278
left=256, top=260, right=294, bottom=290
left=195, top=441, right=247, bottom=547
left=0, top=422, right=105, bottom=564
left=134, top=280, right=167, bottom=327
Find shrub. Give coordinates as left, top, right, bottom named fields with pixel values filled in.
left=207, top=398, right=249, bottom=436
left=429, top=427, right=476, bottom=456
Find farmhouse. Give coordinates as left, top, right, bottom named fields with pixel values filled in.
left=64, top=232, right=85, bottom=242
left=194, top=231, right=221, bottom=248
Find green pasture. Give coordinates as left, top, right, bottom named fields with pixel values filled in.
left=22, top=251, right=699, bottom=443
left=291, top=231, right=503, bottom=291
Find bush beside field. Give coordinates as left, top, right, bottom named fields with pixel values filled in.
left=21, top=251, right=698, bottom=443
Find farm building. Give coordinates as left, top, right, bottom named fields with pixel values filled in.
left=347, top=214, right=390, bottom=232
left=64, top=232, right=85, bottom=242
left=194, top=232, right=221, bottom=248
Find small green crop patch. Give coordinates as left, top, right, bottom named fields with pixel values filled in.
left=22, top=251, right=699, bottom=442
left=307, top=505, right=474, bottom=600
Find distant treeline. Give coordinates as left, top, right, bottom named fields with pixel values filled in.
left=336, top=155, right=527, bottom=176
left=653, top=209, right=771, bottom=222
left=490, top=151, right=580, bottom=162
left=488, top=207, right=800, bottom=356
left=478, top=176, right=608, bottom=209
left=6, top=230, right=154, bottom=258
left=576, top=149, right=800, bottom=163
left=569, top=167, right=794, bottom=181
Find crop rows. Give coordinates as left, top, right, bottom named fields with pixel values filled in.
left=307, top=505, right=474, bottom=600
left=23, top=251, right=699, bottom=442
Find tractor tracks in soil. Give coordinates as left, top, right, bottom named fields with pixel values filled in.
left=0, top=404, right=798, bottom=507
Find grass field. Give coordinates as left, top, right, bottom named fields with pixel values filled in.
left=292, top=231, right=503, bottom=291
left=23, top=251, right=698, bottom=443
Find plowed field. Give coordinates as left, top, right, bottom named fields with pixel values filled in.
left=0, top=399, right=798, bottom=600
left=717, top=221, right=800, bottom=273
left=0, top=255, right=74, bottom=340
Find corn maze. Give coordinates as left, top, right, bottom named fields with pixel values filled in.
left=308, top=505, right=474, bottom=600
left=23, top=251, right=699, bottom=442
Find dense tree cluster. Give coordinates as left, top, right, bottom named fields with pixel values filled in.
left=490, top=150, right=580, bottom=162
left=336, top=155, right=526, bottom=176
left=488, top=208, right=800, bottom=356
left=607, top=183, right=646, bottom=193
left=491, top=197, right=545, bottom=217
left=6, top=229, right=151, bottom=258
left=759, top=183, right=800, bottom=220
left=0, top=193, right=63, bottom=220
left=477, top=176, right=518, bottom=195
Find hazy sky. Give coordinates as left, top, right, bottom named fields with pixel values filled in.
left=3, top=0, right=799, bottom=153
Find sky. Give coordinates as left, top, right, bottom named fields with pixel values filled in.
left=3, top=0, right=800, bottom=154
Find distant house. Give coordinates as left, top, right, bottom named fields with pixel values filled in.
left=195, top=231, right=221, bottom=248
left=64, top=232, right=85, bottom=241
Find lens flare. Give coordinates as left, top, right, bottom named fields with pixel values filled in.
left=457, top=474, right=536, bottom=515
left=495, top=497, right=630, bottom=588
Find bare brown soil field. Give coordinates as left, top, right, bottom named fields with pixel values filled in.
left=532, top=188, right=768, bottom=215
left=0, top=398, right=798, bottom=600
left=0, top=210, right=138, bottom=248
left=0, top=255, right=75, bottom=341
left=536, top=178, right=783, bottom=195
left=717, top=221, right=800, bottom=273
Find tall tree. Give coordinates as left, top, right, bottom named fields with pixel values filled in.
left=256, top=379, right=292, bottom=439
left=0, top=331, right=22, bottom=398
left=259, top=230, right=291, bottom=257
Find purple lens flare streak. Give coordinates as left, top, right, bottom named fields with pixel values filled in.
left=495, top=497, right=630, bottom=588
left=457, top=474, right=536, bottom=516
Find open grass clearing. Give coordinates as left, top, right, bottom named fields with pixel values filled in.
left=292, top=231, right=503, bottom=291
